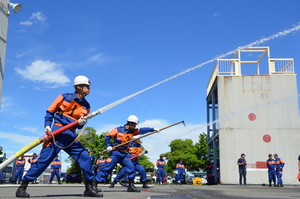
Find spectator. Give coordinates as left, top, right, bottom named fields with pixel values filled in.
left=49, top=156, right=62, bottom=184
left=0, top=146, right=6, bottom=184
left=28, top=153, right=39, bottom=184
left=175, top=159, right=185, bottom=185
left=274, top=153, right=284, bottom=187
left=156, top=155, right=166, bottom=185
left=237, top=153, right=247, bottom=186
left=266, top=154, right=276, bottom=187
left=14, top=155, right=26, bottom=184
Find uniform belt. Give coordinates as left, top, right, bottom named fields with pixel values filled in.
left=54, top=123, right=75, bottom=132
left=113, top=148, right=127, bottom=152
left=158, top=167, right=164, bottom=169
left=268, top=169, right=274, bottom=170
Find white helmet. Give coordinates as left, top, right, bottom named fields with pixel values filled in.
left=127, top=115, right=139, bottom=124
left=74, top=75, right=91, bottom=86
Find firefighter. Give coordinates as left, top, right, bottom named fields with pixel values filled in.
left=28, top=153, right=38, bottom=184
left=175, top=159, right=185, bottom=184
left=14, top=155, right=26, bottom=184
left=110, top=139, right=149, bottom=189
left=0, top=146, right=6, bottom=184
left=49, top=156, right=62, bottom=184
left=156, top=155, right=166, bottom=185
left=95, top=115, right=159, bottom=192
left=16, top=75, right=102, bottom=198
left=266, top=154, right=276, bottom=187
left=274, top=153, right=285, bottom=187
left=88, top=149, right=96, bottom=173
left=96, top=155, right=106, bottom=175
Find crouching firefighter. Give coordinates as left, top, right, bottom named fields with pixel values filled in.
left=110, top=139, right=150, bottom=189
left=16, top=75, right=102, bottom=198
left=95, top=115, right=159, bottom=192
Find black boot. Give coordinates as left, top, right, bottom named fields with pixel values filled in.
left=142, top=181, right=149, bottom=188
left=109, top=180, right=117, bottom=188
left=274, top=183, right=276, bottom=187
left=83, top=180, right=103, bottom=197
left=93, top=179, right=101, bottom=192
left=16, top=181, right=30, bottom=198
left=269, top=182, right=272, bottom=187
left=127, top=179, right=140, bottom=192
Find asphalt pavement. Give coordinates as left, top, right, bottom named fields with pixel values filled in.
left=1, top=183, right=300, bottom=199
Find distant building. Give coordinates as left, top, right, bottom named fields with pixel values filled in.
left=206, top=47, right=300, bottom=184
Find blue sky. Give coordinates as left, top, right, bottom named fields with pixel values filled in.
left=0, top=0, right=300, bottom=172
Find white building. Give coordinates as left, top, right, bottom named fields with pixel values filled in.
left=206, top=47, right=300, bottom=184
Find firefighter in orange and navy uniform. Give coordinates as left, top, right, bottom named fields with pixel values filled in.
left=96, top=154, right=106, bottom=175
left=156, top=155, right=166, bottom=185
left=14, top=155, right=26, bottom=184
left=16, top=75, right=102, bottom=198
left=274, top=153, right=285, bottom=187
left=49, top=156, right=62, bottom=184
left=175, top=159, right=185, bottom=184
left=266, top=154, right=276, bottom=186
left=110, top=139, right=149, bottom=189
left=205, top=160, right=214, bottom=184
left=95, top=115, right=159, bottom=192
left=28, top=153, right=39, bottom=183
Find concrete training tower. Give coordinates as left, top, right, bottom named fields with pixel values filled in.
left=206, top=46, right=300, bottom=184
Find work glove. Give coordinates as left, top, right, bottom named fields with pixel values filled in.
left=78, top=117, right=87, bottom=125
left=132, top=135, right=140, bottom=139
left=44, top=126, right=53, bottom=141
left=154, top=128, right=160, bottom=133
left=45, top=126, right=52, bottom=133
left=106, top=146, right=113, bottom=152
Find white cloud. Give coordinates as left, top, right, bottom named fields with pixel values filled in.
left=213, top=13, right=220, bottom=17
left=86, top=53, right=111, bottom=64
left=14, top=60, right=70, bottom=88
left=30, top=12, right=47, bottom=22
left=0, top=132, right=39, bottom=146
left=20, top=12, right=48, bottom=30
left=20, top=126, right=38, bottom=133
left=20, top=21, right=33, bottom=26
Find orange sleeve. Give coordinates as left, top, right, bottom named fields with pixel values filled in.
left=106, top=128, right=118, bottom=138
left=47, top=94, right=64, bottom=112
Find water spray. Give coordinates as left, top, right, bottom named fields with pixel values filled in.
left=1, top=24, right=299, bottom=170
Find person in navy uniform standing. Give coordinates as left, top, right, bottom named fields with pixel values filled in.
left=0, top=146, right=6, bottom=184
left=175, top=159, right=185, bottom=184
left=156, top=155, right=166, bottom=185
left=28, top=153, right=39, bottom=184
left=274, top=153, right=285, bottom=187
left=266, top=154, right=276, bottom=187
left=14, top=155, right=26, bottom=184
left=49, top=156, right=62, bottom=184
left=237, top=153, right=247, bottom=186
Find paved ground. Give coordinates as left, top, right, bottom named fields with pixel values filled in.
left=1, top=183, right=300, bottom=199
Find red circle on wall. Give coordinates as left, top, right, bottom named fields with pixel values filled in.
left=263, top=134, right=271, bottom=143
left=248, top=113, right=256, bottom=121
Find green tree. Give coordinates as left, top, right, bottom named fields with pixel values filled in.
left=163, top=139, right=202, bottom=175
left=195, top=133, right=210, bottom=170
left=161, top=133, right=209, bottom=174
